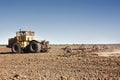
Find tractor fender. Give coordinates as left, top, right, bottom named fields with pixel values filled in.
left=29, top=40, right=39, bottom=44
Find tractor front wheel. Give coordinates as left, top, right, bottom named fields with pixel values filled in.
left=12, top=42, right=21, bottom=53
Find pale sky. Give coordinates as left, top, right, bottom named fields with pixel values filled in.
left=0, top=0, right=120, bottom=44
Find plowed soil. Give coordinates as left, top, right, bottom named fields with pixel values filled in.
left=0, top=46, right=120, bottom=80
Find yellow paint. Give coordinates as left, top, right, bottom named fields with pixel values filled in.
left=16, top=35, right=34, bottom=48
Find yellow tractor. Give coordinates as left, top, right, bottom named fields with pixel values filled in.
left=7, top=30, right=50, bottom=53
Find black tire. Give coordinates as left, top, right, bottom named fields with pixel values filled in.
left=29, top=41, right=41, bottom=53
left=12, top=42, right=21, bottom=53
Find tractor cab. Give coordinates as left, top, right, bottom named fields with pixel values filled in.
left=16, top=30, right=35, bottom=42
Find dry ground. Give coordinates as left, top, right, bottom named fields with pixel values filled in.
left=0, top=45, right=120, bottom=80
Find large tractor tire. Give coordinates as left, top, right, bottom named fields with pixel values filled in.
left=12, top=42, right=21, bottom=53
left=29, top=41, right=41, bottom=53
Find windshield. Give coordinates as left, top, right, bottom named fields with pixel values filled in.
left=16, top=31, right=34, bottom=36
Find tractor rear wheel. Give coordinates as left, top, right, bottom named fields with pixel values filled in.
left=29, top=41, right=41, bottom=53
left=12, top=42, right=21, bottom=53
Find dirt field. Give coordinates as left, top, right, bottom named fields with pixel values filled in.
left=0, top=45, right=120, bottom=80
